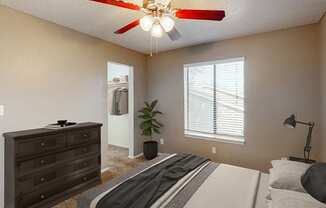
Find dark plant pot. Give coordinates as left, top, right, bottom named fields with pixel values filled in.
left=143, top=141, right=158, bottom=160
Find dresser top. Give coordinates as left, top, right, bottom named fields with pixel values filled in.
left=3, top=122, right=102, bottom=139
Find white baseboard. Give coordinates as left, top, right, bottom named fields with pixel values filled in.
left=128, top=152, right=167, bottom=159
left=128, top=152, right=143, bottom=159
left=101, top=167, right=111, bottom=173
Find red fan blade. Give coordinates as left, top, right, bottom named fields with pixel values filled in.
left=114, top=19, right=140, bottom=34
left=91, top=0, right=141, bottom=11
left=175, top=9, right=225, bottom=21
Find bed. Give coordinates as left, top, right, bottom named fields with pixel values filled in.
left=78, top=153, right=270, bottom=208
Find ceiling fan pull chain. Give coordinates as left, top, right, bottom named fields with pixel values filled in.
left=150, top=34, right=153, bottom=57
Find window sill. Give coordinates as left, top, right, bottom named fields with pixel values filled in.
left=185, top=132, right=245, bottom=145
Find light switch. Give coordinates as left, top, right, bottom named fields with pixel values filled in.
left=0, top=105, right=4, bottom=116
left=212, top=147, right=217, bottom=154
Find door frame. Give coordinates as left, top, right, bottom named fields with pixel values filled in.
left=107, top=62, right=135, bottom=158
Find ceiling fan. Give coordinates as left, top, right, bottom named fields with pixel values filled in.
left=90, top=0, right=226, bottom=41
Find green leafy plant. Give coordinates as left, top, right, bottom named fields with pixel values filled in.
left=138, top=100, right=163, bottom=140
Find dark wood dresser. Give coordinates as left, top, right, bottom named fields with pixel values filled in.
left=4, top=122, right=102, bottom=208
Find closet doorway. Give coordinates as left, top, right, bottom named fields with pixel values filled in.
left=107, top=62, right=134, bottom=160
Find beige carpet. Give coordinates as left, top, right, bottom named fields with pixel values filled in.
left=52, top=145, right=144, bottom=208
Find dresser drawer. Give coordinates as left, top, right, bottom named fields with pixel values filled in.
left=72, top=143, right=100, bottom=157
left=17, top=156, right=100, bottom=195
left=67, top=128, right=99, bottom=145
left=15, top=134, right=66, bottom=157
left=17, top=143, right=100, bottom=176
left=4, top=123, right=102, bottom=208
left=19, top=170, right=100, bottom=208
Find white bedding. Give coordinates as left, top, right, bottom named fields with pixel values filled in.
left=182, top=164, right=261, bottom=208
left=270, top=188, right=326, bottom=208
left=154, top=163, right=269, bottom=208
left=255, top=173, right=270, bottom=208
left=89, top=155, right=269, bottom=208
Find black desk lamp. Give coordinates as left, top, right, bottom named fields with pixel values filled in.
left=283, top=114, right=315, bottom=161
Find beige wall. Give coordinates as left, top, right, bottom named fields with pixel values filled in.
left=147, top=24, right=321, bottom=172
left=0, top=6, right=146, bottom=207
left=320, top=15, right=326, bottom=162
left=0, top=4, right=325, bottom=207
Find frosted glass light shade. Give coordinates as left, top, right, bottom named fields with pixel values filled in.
left=160, top=15, right=175, bottom=32
left=140, top=15, right=154, bottom=31
left=151, top=23, right=163, bottom=38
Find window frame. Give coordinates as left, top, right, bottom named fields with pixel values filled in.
left=184, top=57, right=246, bottom=145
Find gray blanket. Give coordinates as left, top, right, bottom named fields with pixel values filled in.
left=96, top=153, right=209, bottom=208
left=77, top=154, right=217, bottom=208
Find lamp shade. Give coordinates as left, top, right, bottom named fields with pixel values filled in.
left=284, top=114, right=296, bottom=128
left=151, top=23, right=163, bottom=38
left=140, top=15, right=154, bottom=32
left=160, top=15, right=175, bottom=32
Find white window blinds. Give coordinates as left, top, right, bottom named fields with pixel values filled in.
left=184, top=58, right=245, bottom=142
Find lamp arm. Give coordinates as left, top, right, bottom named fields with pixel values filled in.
left=284, top=115, right=315, bottom=161
left=303, top=122, right=315, bottom=160
left=296, top=120, right=313, bottom=126
left=305, top=123, right=314, bottom=149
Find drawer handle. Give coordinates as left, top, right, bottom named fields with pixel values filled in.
left=40, top=194, right=46, bottom=200
left=40, top=142, right=45, bottom=147
left=40, top=160, right=45, bottom=165
left=40, top=177, right=45, bottom=182
left=83, top=134, right=89, bottom=138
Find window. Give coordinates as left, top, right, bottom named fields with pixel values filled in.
left=184, top=58, right=245, bottom=144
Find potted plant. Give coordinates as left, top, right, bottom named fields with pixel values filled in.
left=138, top=100, right=163, bottom=160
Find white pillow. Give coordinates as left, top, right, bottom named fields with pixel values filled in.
left=270, top=188, right=326, bottom=208
left=271, top=160, right=311, bottom=170
left=269, top=160, right=311, bottom=192
left=266, top=198, right=272, bottom=208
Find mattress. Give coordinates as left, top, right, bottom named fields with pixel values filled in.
left=77, top=154, right=270, bottom=208
left=255, top=173, right=270, bottom=208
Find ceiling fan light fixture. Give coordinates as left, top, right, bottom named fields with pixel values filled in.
left=92, top=0, right=226, bottom=43
left=140, top=15, right=154, bottom=31
left=154, top=0, right=171, bottom=6
left=160, top=15, right=175, bottom=32
left=151, top=22, right=163, bottom=38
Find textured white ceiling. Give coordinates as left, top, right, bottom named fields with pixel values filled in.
left=1, top=0, right=326, bottom=54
